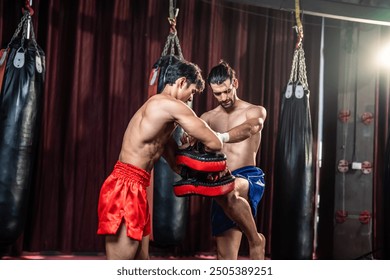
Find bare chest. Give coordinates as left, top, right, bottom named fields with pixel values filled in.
left=210, top=111, right=245, bottom=132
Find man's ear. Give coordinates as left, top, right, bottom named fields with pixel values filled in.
left=233, top=78, right=239, bottom=89
left=177, top=77, right=187, bottom=89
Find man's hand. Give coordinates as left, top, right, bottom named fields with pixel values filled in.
left=178, top=132, right=196, bottom=149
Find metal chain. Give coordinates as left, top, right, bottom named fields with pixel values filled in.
left=288, top=45, right=309, bottom=90
left=6, top=11, right=39, bottom=54
left=7, top=11, right=30, bottom=49
left=161, top=35, right=171, bottom=56
left=298, top=46, right=309, bottom=90
left=174, top=35, right=183, bottom=60
left=161, top=33, right=183, bottom=60
left=20, top=14, right=29, bottom=49
left=29, top=15, right=40, bottom=53
left=170, top=35, right=175, bottom=57
left=288, top=49, right=298, bottom=84
left=161, top=0, right=183, bottom=60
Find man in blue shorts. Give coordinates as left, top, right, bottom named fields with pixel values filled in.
left=202, top=60, right=267, bottom=259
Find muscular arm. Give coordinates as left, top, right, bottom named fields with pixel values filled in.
left=171, top=101, right=222, bottom=151
left=225, top=106, right=267, bottom=143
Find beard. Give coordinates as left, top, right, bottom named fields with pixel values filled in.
left=220, top=99, right=233, bottom=109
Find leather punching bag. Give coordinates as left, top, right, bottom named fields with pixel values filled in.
left=272, top=44, right=315, bottom=259
left=384, top=130, right=390, bottom=259
left=150, top=55, right=188, bottom=245
left=0, top=13, right=45, bottom=246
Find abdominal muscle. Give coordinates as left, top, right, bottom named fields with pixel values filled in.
left=223, top=141, right=258, bottom=171
left=118, top=120, right=175, bottom=172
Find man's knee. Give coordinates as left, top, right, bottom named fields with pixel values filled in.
left=215, top=190, right=240, bottom=211
left=259, top=233, right=266, bottom=246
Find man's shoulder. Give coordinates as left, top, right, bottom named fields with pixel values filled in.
left=240, top=99, right=263, bottom=109
left=148, top=94, right=186, bottom=108
left=242, top=102, right=266, bottom=114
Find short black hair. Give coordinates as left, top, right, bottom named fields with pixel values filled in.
left=207, top=59, right=236, bottom=85
left=153, top=55, right=205, bottom=93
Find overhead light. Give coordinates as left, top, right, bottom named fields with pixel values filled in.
left=377, top=44, right=390, bottom=69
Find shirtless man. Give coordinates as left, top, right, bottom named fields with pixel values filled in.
left=97, top=56, right=223, bottom=260
left=202, top=60, right=267, bottom=260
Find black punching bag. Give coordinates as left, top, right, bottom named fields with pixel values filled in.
left=384, top=130, right=390, bottom=259
left=153, top=137, right=188, bottom=246
left=150, top=55, right=188, bottom=245
left=272, top=45, right=315, bottom=259
left=0, top=12, right=45, bottom=246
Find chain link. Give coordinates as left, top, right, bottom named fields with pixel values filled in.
left=29, top=15, right=40, bottom=53
left=174, top=35, right=183, bottom=60
left=298, top=47, right=309, bottom=90
left=161, top=33, right=183, bottom=60
left=7, top=11, right=29, bottom=49
left=6, top=11, right=40, bottom=55
left=288, top=45, right=309, bottom=91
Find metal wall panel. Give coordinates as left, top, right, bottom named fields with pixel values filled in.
left=333, top=22, right=379, bottom=259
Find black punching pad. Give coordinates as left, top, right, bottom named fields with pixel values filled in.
left=272, top=83, right=315, bottom=259
left=152, top=55, right=188, bottom=245
left=0, top=39, right=45, bottom=246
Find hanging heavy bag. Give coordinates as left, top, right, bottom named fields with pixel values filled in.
left=271, top=44, right=315, bottom=259
left=0, top=12, right=45, bottom=246
left=153, top=146, right=188, bottom=246
left=384, top=131, right=390, bottom=259
left=150, top=55, right=189, bottom=246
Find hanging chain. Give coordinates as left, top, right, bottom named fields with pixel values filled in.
left=288, top=45, right=309, bottom=90
left=161, top=24, right=183, bottom=60
left=161, top=0, right=183, bottom=60
left=29, top=14, right=40, bottom=54
left=289, top=49, right=298, bottom=83
left=288, top=0, right=309, bottom=91
left=297, top=46, right=309, bottom=90
left=7, top=11, right=30, bottom=49
left=174, top=35, right=183, bottom=59
left=20, top=14, right=29, bottom=48
left=6, top=10, right=39, bottom=55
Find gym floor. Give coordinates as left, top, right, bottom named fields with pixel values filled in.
left=1, top=251, right=252, bottom=260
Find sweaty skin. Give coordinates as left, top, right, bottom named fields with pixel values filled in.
left=200, top=78, right=267, bottom=260
left=119, top=81, right=222, bottom=172
left=104, top=77, right=223, bottom=260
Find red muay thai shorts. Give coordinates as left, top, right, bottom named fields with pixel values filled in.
left=97, top=161, right=151, bottom=241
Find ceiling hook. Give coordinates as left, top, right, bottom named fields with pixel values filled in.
left=22, top=0, right=34, bottom=16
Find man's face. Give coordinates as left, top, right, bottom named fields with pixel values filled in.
left=210, top=79, right=237, bottom=109
left=179, top=83, right=199, bottom=103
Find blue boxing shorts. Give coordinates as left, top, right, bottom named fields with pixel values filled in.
left=211, top=166, right=265, bottom=236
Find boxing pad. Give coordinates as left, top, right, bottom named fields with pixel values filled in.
left=173, top=144, right=235, bottom=197
left=173, top=178, right=235, bottom=197
left=176, top=143, right=227, bottom=172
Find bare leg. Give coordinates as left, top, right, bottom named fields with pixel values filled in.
left=213, top=177, right=265, bottom=260
left=215, top=228, right=242, bottom=260
left=135, top=235, right=150, bottom=260
left=105, top=222, right=140, bottom=260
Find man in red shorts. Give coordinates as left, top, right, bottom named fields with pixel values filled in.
left=97, top=56, right=223, bottom=259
